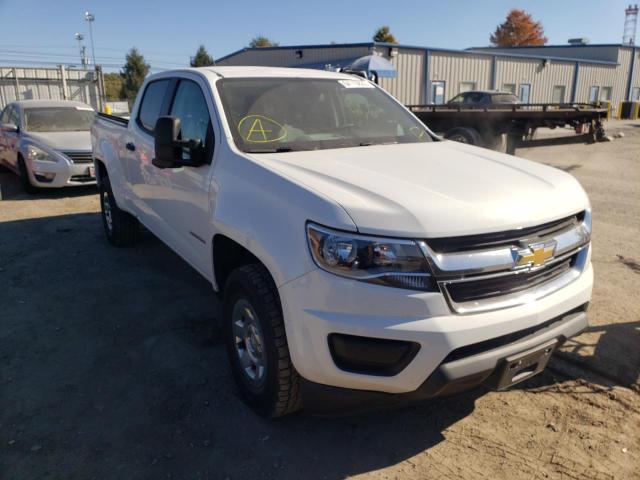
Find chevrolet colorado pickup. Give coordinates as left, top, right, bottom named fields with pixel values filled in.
left=91, top=67, right=593, bottom=417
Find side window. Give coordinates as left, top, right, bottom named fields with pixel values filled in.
left=169, top=80, right=211, bottom=147
left=137, top=79, right=170, bottom=133
left=9, top=108, right=19, bottom=127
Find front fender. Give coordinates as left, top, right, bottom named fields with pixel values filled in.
left=211, top=152, right=356, bottom=289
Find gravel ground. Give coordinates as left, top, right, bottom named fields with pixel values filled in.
left=0, top=128, right=639, bottom=479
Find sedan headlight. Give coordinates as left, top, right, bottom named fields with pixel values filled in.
left=306, top=223, right=437, bottom=291
left=26, top=145, right=57, bottom=163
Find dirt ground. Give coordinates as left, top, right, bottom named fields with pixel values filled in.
left=1, top=125, right=639, bottom=480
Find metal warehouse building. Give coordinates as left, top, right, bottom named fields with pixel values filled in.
left=216, top=42, right=640, bottom=113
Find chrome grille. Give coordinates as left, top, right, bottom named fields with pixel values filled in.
left=420, top=210, right=591, bottom=314
left=62, top=151, right=93, bottom=164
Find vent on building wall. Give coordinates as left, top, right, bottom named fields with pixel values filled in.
left=568, top=38, right=590, bottom=45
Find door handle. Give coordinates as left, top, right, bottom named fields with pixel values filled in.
left=125, top=142, right=136, bottom=151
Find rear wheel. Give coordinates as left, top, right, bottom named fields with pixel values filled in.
left=99, top=174, right=139, bottom=246
left=17, top=155, right=37, bottom=194
left=444, top=127, right=482, bottom=146
left=224, top=263, right=301, bottom=417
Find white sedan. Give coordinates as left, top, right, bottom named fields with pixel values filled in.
left=0, top=99, right=97, bottom=191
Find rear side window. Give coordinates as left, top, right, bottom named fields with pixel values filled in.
left=138, top=79, right=170, bottom=132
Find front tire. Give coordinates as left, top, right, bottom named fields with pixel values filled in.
left=99, top=174, right=139, bottom=246
left=224, top=264, right=301, bottom=417
left=17, top=156, right=37, bottom=194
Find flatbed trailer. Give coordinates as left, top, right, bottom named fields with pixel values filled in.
left=407, top=103, right=609, bottom=154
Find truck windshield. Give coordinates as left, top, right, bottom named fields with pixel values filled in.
left=23, top=107, right=96, bottom=132
left=216, top=77, right=432, bottom=153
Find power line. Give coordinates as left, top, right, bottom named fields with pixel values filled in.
left=0, top=43, right=197, bottom=58
left=0, top=51, right=187, bottom=67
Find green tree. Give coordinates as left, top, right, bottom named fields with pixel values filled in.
left=120, top=48, right=149, bottom=105
left=490, top=9, right=547, bottom=46
left=190, top=45, right=214, bottom=67
left=249, top=36, right=279, bottom=48
left=373, top=26, right=397, bottom=44
left=103, top=73, right=123, bottom=101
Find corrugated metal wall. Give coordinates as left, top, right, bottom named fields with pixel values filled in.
left=377, top=49, right=425, bottom=104
left=217, top=46, right=372, bottom=67
left=0, top=66, right=102, bottom=110
left=429, top=52, right=492, bottom=101
left=217, top=44, right=640, bottom=107
left=495, top=57, right=575, bottom=103
left=629, top=49, right=640, bottom=99
left=576, top=47, right=631, bottom=109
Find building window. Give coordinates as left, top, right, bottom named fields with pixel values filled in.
left=552, top=85, right=566, bottom=104
left=502, top=83, right=516, bottom=94
left=600, top=87, right=612, bottom=102
left=459, top=82, right=476, bottom=93
left=519, top=84, right=531, bottom=103
left=589, top=86, right=600, bottom=103
left=432, top=81, right=446, bottom=104
left=633, top=87, right=640, bottom=101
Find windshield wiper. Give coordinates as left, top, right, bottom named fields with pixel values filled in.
left=246, top=147, right=295, bottom=153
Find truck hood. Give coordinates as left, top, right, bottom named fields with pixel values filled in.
left=23, top=131, right=91, bottom=151
left=252, top=141, right=589, bottom=238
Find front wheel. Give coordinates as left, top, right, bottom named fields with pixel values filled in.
left=17, top=156, right=37, bottom=194
left=224, top=264, right=301, bottom=417
left=99, top=174, right=139, bottom=246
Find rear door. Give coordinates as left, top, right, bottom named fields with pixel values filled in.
left=126, top=78, right=173, bottom=220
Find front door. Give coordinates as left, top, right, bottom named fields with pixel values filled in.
left=519, top=84, right=531, bottom=104
left=0, top=106, right=20, bottom=169
left=432, top=81, right=446, bottom=104
left=145, top=76, right=217, bottom=278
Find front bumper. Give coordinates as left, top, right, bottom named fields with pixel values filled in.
left=28, top=158, right=96, bottom=188
left=278, top=260, right=593, bottom=395
left=300, top=307, right=587, bottom=414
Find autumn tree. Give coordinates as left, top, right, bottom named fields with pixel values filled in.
left=120, top=48, right=149, bottom=105
left=190, top=45, right=215, bottom=67
left=373, top=26, right=397, bottom=44
left=249, top=36, right=278, bottom=48
left=490, top=9, right=547, bottom=47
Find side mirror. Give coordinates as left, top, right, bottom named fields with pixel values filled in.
left=1, top=123, right=18, bottom=133
left=153, top=116, right=203, bottom=169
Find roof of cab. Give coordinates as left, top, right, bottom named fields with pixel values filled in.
left=12, top=99, right=94, bottom=110
left=165, top=66, right=360, bottom=80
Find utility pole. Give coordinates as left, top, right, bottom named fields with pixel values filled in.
left=74, top=32, right=88, bottom=68
left=84, top=11, right=96, bottom=66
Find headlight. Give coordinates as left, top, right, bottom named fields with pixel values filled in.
left=26, top=145, right=57, bottom=163
left=306, top=223, right=437, bottom=291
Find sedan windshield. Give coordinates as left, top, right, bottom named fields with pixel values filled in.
left=23, top=107, right=96, bottom=132
left=216, top=77, right=432, bottom=153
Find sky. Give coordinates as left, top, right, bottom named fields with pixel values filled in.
left=0, top=0, right=635, bottom=72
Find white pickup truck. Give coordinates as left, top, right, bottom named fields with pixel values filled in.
left=91, top=67, right=593, bottom=417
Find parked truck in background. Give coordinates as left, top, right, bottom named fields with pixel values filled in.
left=91, top=67, right=593, bottom=417
left=408, top=98, right=608, bottom=153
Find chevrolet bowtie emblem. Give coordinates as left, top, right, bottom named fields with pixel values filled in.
left=514, top=241, right=556, bottom=268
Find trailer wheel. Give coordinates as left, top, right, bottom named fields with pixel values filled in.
left=444, top=127, right=482, bottom=146
left=483, top=133, right=507, bottom=152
